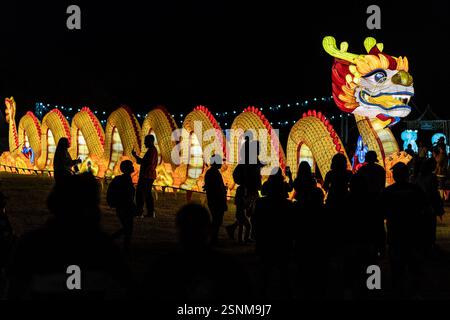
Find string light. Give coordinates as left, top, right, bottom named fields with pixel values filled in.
left=34, top=95, right=338, bottom=130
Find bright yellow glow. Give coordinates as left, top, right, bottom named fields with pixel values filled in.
left=1, top=97, right=409, bottom=190
left=77, top=130, right=89, bottom=160
left=287, top=116, right=349, bottom=179
left=297, top=144, right=315, bottom=173
left=46, top=129, right=56, bottom=168
left=109, top=127, right=123, bottom=172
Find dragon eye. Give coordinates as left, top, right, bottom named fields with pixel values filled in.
left=363, top=69, right=388, bottom=84
left=373, top=71, right=387, bottom=83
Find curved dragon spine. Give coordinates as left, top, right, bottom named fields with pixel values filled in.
left=287, top=110, right=349, bottom=179
left=5, top=97, right=19, bottom=152
left=36, top=108, right=71, bottom=170
left=103, top=106, right=141, bottom=175
left=230, top=106, right=286, bottom=170
left=141, top=106, right=178, bottom=165
left=18, top=111, right=42, bottom=160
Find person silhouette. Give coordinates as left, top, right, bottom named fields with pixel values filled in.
left=261, top=167, right=292, bottom=198
left=417, top=141, right=428, bottom=159
left=291, top=161, right=328, bottom=298
left=433, top=144, right=448, bottom=199
left=322, top=153, right=352, bottom=296
left=344, top=173, right=379, bottom=298
left=292, top=161, right=318, bottom=202
left=381, top=162, right=427, bottom=297
left=110, top=160, right=137, bottom=251
left=405, top=144, right=415, bottom=157
left=132, top=135, right=158, bottom=218
left=0, top=191, right=14, bottom=272
left=323, top=153, right=352, bottom=211
left=323, top=153, right=352, bottom=250
left=226, top=132, right=262, bottom=243
left=357, top=150, right=386, bottom=256
left=7, top=173, right=130, bottom=299
left=253, top=167, right=293, bottom=298
left=226, top=183, right=252, bottom=244
left=203, top=155, right=228, bottom=245
left=144, top=203, right=251, bottom=301
left=53, top=137, right=81, bottom=185
left=415, top=158, right=444, bottom=255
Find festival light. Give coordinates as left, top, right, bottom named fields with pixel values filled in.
left=1, top=36, right=414, bottom=191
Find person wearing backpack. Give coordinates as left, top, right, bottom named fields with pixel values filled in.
left=108, top=160, right=137, bottom=251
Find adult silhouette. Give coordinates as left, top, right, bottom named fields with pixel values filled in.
left=132, top=135, right=158, bottom=218
left=0, top=191, right=14, bottom=272
left=292, top=161, right=318, bottom=202
left=109, top=160, right=137, bottom=251
left=261, top=167, right=292, bottom=198
left=7, top=173, right=130, bottom=299
left=291, top=161, right=328, bottom=298
left=433, top=144, right=448, bottom=199
left=203, top=155, right=228, bottom=245
left=323, top=153, right=352, bottom=210
left=405, top=144, right=415, bottom=157
left=381, top=162, right=427, bottom=297
left=146, top=203, right=251, bottom=301
left=357, top=151, right=386, bottom=256
left=415, top=158, right=444, bottom=255
left=344, top=173, right=379, bottom=297
left=323, top=153, right=352, bottom=250
left=253, top=168, right=293, bottom=298
left=53, top=137, right=81, bottom=185
left=227, top=132, right=262, bottom=243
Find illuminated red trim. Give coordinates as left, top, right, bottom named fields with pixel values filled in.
left=301, top=110, right=342, bottom=153
left=80, top=106, right=105, bottom=148
left=243, top=106, right=286, bottom=169
left=194, top=105, right=227, bottom=157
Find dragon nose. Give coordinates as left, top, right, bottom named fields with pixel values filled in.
left=392, top=70, right=413, bottom=86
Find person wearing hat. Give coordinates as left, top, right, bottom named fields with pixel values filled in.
left=357, top=150, right=386, bottom=256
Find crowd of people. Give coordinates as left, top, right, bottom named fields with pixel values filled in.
left=0, top=134, right=447, bottom=300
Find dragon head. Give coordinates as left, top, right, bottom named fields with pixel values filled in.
left=323, top=36, right=414, bottom=128
left=4, top=96, right=16, bottom=124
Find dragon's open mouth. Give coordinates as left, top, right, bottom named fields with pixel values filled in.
left=392, top=94, right=411, bottom=105
left=360, top=91, right=413, bottom=110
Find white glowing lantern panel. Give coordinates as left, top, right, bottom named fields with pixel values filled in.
left=187, top=133, right=203, bottom=179
left=298, top=144, right=315, bottom=173
left=109, top=127, right=124, bottom=171
left=47, top=129, right=56, bottom=167
left=77, top=130, right=89, bottom=161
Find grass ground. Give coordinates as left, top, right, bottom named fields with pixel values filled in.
left=1, top=172, right=450, bottom=299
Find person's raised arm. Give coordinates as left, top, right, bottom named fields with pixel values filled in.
left=131, top=150, right=142, bottom=164
left=71, top=157, right=82, bottom=166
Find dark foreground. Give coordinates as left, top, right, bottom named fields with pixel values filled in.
left=2, top=172, right=450, bottom=300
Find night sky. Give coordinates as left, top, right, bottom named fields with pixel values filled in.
left=0, top=1, right=449, bottom=120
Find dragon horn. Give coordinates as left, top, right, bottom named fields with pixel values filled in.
left=364, top=37, right=384, bottom=53
left=323, top=36, right=359, bottom=63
